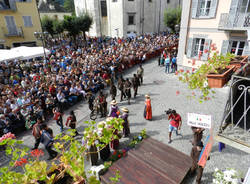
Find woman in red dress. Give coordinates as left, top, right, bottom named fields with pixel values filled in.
left=144, top=94, right=152, bottom=120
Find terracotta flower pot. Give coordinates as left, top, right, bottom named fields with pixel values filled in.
left=207, top=66, right=235, bottom=88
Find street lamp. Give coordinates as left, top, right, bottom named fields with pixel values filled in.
left=34, top=31, right=49, bottom=59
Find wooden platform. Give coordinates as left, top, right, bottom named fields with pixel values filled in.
left=101, top=138, right=192, bottom=184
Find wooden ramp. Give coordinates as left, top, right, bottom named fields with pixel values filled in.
left=101, top=138, right=192, bottom=184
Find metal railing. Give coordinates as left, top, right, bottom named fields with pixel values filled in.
left=1, top=26, right=23, bottom=37
left=219, top=73, right=250, bottom=148
left=218, top=13, right=250, bottom=29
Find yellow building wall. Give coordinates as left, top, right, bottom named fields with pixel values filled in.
left=0, top=0, right=42, bottom=48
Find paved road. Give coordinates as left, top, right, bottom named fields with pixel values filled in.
left=5, top=58, right=250, bottom=183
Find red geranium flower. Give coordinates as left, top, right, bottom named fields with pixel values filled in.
left=186, top=70, right=190, bottom=73
left=176, top=91, right=180, bottom=95
left=30, top=149, right=44, bottom=157
left=118, top=154, right=121, bottom=158
left=192, top=68, right=195, bottom=72
left=175, top=71, right=179, bottom=75
left=14, top=158, right=28, bottom=167
left=180, top=69, right=184, bottom=73
left=192, top=59, right=196, bottom=66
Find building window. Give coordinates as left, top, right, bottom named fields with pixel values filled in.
left=127, top=31, right=131, bottom=34
left=128, top=0, right=134, bottom=1
left=149, top=0, right=152, bottom=2
left=199, top=0, right=211, bottom=16
left=100, top=0, right=107, bottom=17
left=128, top=13, right=135, bottom=25
left=112, top=0, right=117, bottom=2
left=167, top=0, right=170, bottom=3
left=230, top=41, right=245, bottom=56
left=22, top=16, right=33, bottom=27
left=193, top=38, right=205, bottom=57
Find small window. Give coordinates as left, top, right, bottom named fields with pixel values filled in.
left=22, top=16, right=33, bottom=27
left=199, top=0, right=211, bottom=16
left=167, top=0, right=170, bottom=3
left=127, top=31, right=131, bottom=34
left=112, top=0, right=117, bottom=2
left=193, top=38, right=205, bottom=57
left=128, top=0, right=134, bottom=1
left=128, top=13, right=135, bottom=25
left=230, top=41, right=245, bottom=56
left=149, top=0, right=152, bottom=2
left=101, top=0, right=107, bottom=17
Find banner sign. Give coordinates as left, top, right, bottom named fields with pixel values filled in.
left=243, top=168, right=250, bottom=184
left=198, top=133, right=214, bottom=168
left=187, top=113, right=211, bottom=129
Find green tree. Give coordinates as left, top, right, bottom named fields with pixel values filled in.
left=53, top=19, right=64, bottom=36
left=63, top=15, right=80, bottom=40
left=41, top=16, right=55, bottom=37
left=164, top=6, right=182, bottom=33
left=63, top=0, right=75, bottom=12
left=76, top=13, right=93, bottom=40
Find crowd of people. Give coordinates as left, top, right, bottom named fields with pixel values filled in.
left=0, top=33, right=178, bottom=137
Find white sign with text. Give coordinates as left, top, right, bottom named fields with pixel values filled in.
left=187, top=113, right=211, bottom=129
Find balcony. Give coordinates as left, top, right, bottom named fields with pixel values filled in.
left=1, top=27, right=23, bottom=37
left=218, top=13, right=250, bottom=30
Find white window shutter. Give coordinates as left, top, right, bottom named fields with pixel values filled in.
left=221, top=40, right=230, bottom=55
left=201, top=39, right=211, bottom=61
left=186, top=38, right=194, bottom=58
left=242, top=42, right=250, bottom=56
left=209, top=0, right=218, bottom=18
left=191, top=0, right=199, bottom=18
left=227, top=0, right=240, bottom=27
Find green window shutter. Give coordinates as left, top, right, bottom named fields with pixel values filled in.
left=186, top=38, right=194, bottom=58
left=191, top=0, right=199, bottom=18
left=201, top=39, right=211, bottom=61
left=221, top=40, right=230, bottom=55
left=227, top=0, right=240, bottom=27
left=209, top=0, right=218, bottom=18
left=242, top=42, right=250, bottom=56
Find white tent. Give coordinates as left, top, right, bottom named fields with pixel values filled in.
left=0, top=49, right=23, bottom=62
left=11, top=46, right=50, bottom=60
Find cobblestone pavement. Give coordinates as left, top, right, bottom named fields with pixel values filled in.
left=4, top=58, right=250, bottom=183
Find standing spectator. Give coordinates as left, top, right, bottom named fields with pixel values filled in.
left=66, top=110, right=79, bottom=136
left=120, top=107, right=130, bottom=137
left=40, top=124, right=58, bottom=160
left=171, top=56, right=177, bottom=73
left=87, top=92, right=95, bottom=111
left=53, top=108, right=64, bottom=133
left=191, top=127, right=205, bottom=146
left=137, top=65, right=144, bottom=85
left=98, top=91, right=107, bottom=118
left=32, top=117, right=43, bottom=150
left=168, top=110, right=182, bottom=144
left=144, top=95, right=152, bottom=120
left=118, top=77, right=126, bottom=102
left=124, top=78, right=132, bottom=105
left=109, top=82, right=117, bottom=100
left=165, top=55, right=170, bottom=73
left=190, top=141, right=205, bottom=184
left=131, top=74, right=140, bottom=98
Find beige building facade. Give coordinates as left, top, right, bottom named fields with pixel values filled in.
left=74, top=0, right=182, bottom=38
left=178, top=0, right=250, bottom=68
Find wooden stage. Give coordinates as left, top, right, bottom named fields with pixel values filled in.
left=101, top=138, right=192, bottom=184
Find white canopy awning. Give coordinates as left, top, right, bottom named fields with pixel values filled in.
left=0, top=49, right=23, bottom=62
left=11, top=46, right=50, bottom=60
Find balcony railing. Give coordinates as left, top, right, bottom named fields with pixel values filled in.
left=1, top=27, right=23, bottom=37
left=218, top=13, right=250, bottom=30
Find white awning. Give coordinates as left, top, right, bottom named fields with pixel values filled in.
left=11, top=46, right=50, bottom=60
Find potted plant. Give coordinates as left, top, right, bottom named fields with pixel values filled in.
left=177, top=51, right=235, bottom=102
